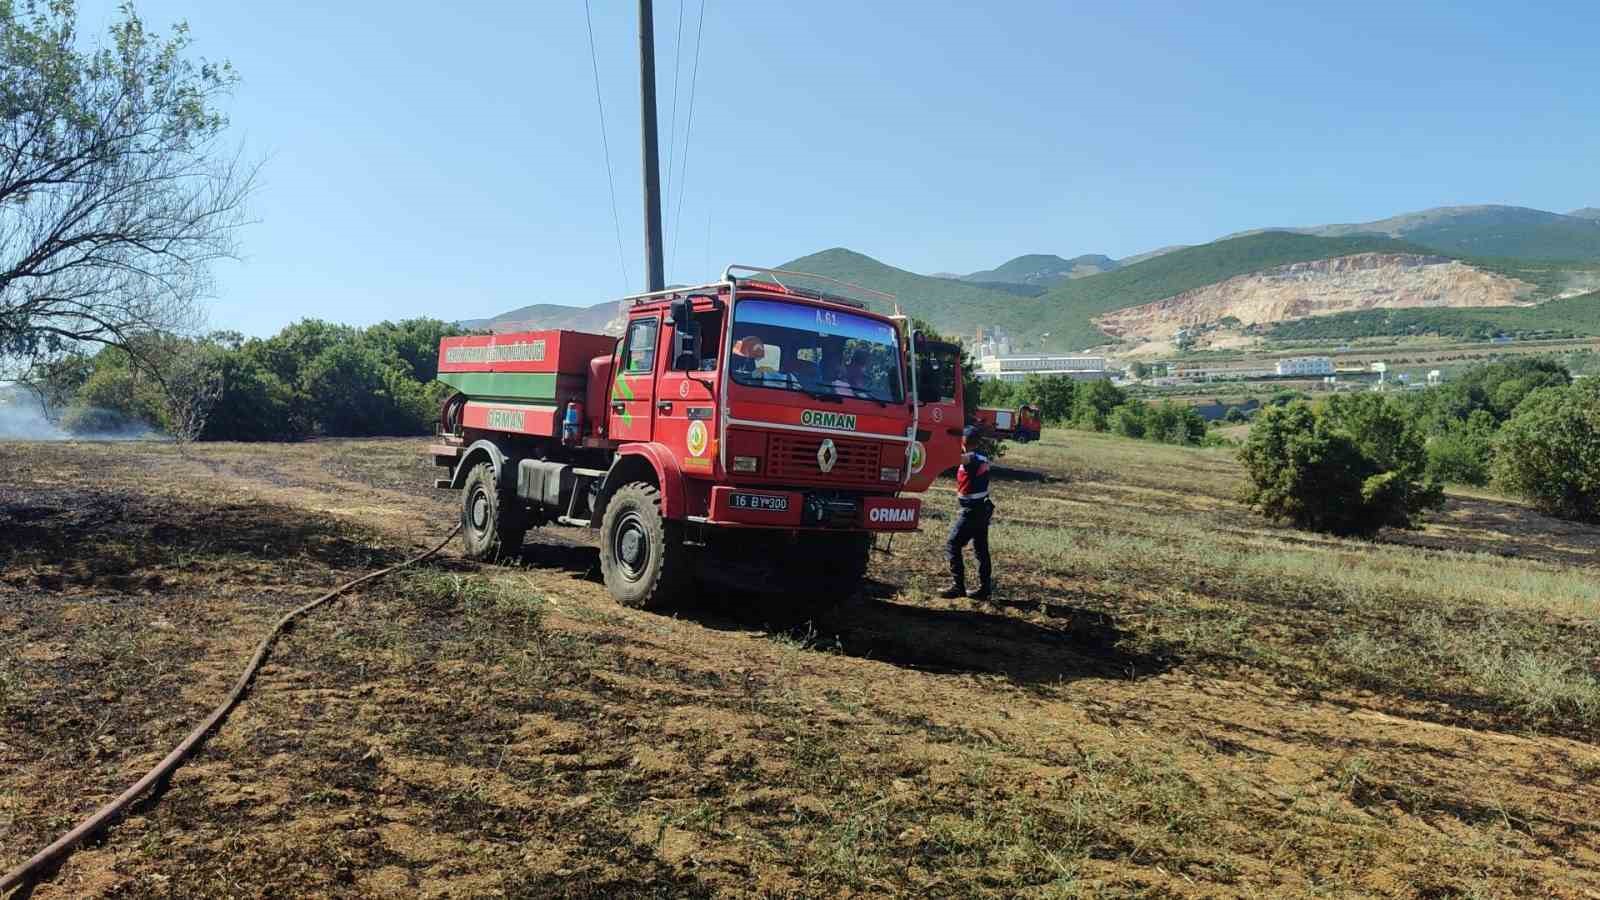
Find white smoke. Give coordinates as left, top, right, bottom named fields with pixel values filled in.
left=0, top=385, right=159, bottom=441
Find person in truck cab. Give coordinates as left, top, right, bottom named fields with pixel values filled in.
left=843, top=347, right=871, bottom=393
left=941, top=425, right=995, bottom=602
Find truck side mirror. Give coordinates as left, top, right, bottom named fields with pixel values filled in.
left=669, top=296, right=692, bottom=329
left=917, top=358, right=942, bottom=404
left=672, top=320, right=700, bottom=371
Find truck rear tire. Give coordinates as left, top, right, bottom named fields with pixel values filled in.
left=461, top=461, right=526, bottom=561
left=600, top=481, right=688, bottom=610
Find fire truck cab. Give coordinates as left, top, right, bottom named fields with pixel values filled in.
left=431, top=266, right=966, bottom=610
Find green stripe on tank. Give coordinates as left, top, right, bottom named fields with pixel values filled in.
left=438, top=372, right=559, bottom=401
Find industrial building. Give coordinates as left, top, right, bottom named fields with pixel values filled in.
left=1274, top=357, right=1335, bottom=377
left=975, top=354, right=1107, bottom=383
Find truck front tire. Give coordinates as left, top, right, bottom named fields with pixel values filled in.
left=600, top=481, right=688, bottom=610
left=461, top=461, right=526, bottom=561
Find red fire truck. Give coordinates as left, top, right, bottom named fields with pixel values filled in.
left=973, top=404, right=1042, bottom=443
left=431, top=266, right=967, bottom=610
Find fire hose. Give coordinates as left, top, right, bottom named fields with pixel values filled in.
left=0, top=523, right=463, bottom=896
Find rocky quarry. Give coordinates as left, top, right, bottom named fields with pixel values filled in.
left=1093, top=253, right=1532, bottom=341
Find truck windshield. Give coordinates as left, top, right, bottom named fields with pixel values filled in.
left=728, top=298, right=904, bottom=403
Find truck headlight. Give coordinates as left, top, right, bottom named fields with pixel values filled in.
left=880, top=467, right=901, bottom=481
left=732, top=456, right=760, bottom=473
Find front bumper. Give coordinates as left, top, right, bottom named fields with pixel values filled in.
left=706, top=486, right=919, bottom=531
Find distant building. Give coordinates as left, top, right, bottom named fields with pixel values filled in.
left=976, top=354, right=1107, bottom=383
left=1275, top=356, right=1335, bottom=377
left=1427, top=369, right=1443, bottom=386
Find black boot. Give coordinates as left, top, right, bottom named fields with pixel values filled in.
left=967, top=582, right=993, bottom=602
left=938, top=582, right=966, bottom=599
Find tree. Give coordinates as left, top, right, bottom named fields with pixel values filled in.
left=1146, top=400, right=1206, bottom=445
left=1240, top=401, right=1444, bottom=537
left=159, top=341, right=223, bottom=448
left=1425, top=409, right=1496, bottom=485
left=1016, top=373, right=1076, bottom=424
left=0, top=3, right=253, bottom=378
left=1072, top=379, right=1125, bottom=431
left=978, top=378, right=1017, bottom=407
left=1128, top=360, right=1149, bottom=379
left=1492, top=380, right=1600, bottom=523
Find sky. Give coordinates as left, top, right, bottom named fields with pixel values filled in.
left=77, top=0, right=1600, bottom=336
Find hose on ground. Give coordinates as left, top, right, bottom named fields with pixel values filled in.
left=0, top=523, right=464, bottom=896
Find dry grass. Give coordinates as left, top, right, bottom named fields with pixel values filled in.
left=2, top=434, right=1598, bottom=897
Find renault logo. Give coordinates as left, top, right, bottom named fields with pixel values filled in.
left=817, top=438, right=837, bottom=473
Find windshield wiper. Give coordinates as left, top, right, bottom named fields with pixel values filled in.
left=800, top=388, right=844, bottom=404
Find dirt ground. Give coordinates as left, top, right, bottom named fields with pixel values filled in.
left=2, top=434, right=1598, bottom=898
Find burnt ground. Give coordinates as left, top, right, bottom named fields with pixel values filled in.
left=1, top=435, right=1598, bottom=898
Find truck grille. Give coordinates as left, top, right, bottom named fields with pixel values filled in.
left=766, top=433, right=881, bottom=485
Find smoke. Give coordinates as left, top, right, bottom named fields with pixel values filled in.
left=0, top=386, right=159, bottom=441
left=0, top=398, right=66, bottom=440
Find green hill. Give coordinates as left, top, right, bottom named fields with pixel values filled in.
left=962, top=253, right=1117, bottom=287
left=459, top=300, right=618, bottom=334
left=1021, top=232, right=1440, bottom=350
left=775, top=248, right=1024, bottom=339
left=1236, top=205, right=1600, bottom=262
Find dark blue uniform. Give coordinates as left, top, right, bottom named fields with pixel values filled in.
left=946, top=451, right=993, bottom=593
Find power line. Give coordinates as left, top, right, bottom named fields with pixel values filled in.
left=670, top=0, right=706, bottom=280
left=584, top=0, right=631, bottom=294
left=663, top=0, right=685, bottom=261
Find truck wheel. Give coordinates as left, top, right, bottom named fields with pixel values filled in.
left=461, top=462, right=526, bottom=560
left=600, top=481, right=688, bottom=610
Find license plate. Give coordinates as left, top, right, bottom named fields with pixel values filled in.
left=730, top=492, right=789, bottom=512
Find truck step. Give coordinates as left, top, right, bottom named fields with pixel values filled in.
left=572, top=467, right=607, bottom=478
left=433, top=478, right=452, bottom=489
left=556, top=515, right=592, bottom=527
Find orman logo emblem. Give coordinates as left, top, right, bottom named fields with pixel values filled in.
left=817, top=438, right=838, bottom=473
left=686, top=420, right=709, bottom=457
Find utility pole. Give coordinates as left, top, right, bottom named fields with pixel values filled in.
left=638, top=0, right=665, bottom=292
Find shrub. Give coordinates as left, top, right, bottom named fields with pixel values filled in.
left=1110, top=402, right=1147, bottom=439
left=1239, top=401, right=1444, bottom=537
left=1492, top=379, right=1600, bottom=523
left=1425, top=410, right=1496, bottom=486
left=1145, top=401, right=1206, bottom=445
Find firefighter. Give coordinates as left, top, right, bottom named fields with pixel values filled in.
left=941, top=425, right=994, bottom=602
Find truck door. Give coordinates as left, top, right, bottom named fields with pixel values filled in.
left=654, top=302, right=723, bottom=476
left=905, top=337, right=967, bottom=493
left=609, top=313, right=659, bottom=442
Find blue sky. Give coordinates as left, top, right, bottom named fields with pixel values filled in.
left=80, top=1, right=1600, bottom=336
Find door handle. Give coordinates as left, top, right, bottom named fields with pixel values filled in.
left=612, top=402, right=626, bottom=414
left=656, top=401, right=673, bottom=413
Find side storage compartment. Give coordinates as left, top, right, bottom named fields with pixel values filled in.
left=517, top=459, right=574, bottom=513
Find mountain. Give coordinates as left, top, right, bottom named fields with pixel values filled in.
left=1117, top=245, right=1188, bottom=267
left=1022, top=232, right=1444, bottom=350
left=1232, top=205, right=1600, bottom=261
left=775, top=248, right=1027, bottom=338
left=459, top=300, right=621, bottom=335
left=960, top=253, right=1117, bottom=287
left=1569, top=207, right=1600, bottom=221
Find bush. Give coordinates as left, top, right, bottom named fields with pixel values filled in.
left=1073, top=379, right=1126, bottom=432
left=1016, top=374, right=1077, bottom=424
left=1240, top=401, right=1444, bottom=537
left=1424, top=410, right=1496, bottom=486
left=1492, top=380, right=1600, bottom=523
left=1110, top=402, right=1147, bottom=439
left=1145, top=400, right=1206, bottom=445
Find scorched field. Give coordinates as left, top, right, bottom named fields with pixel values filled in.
left=2, top=433, right=1598, bottom=898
